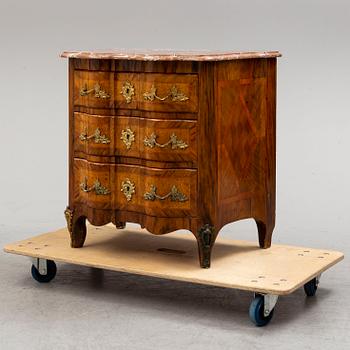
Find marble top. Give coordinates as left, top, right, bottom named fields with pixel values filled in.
left=60, top=49, right=281, bottom=61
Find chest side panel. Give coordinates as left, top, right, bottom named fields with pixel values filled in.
left=216, top=59, right=275, bottom=225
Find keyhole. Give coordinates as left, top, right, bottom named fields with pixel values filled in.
left=126, top=186, right=130, bottom=191
left=126, top=88, right=130, bottom=94
left=126, top=134, right=130, bottom=140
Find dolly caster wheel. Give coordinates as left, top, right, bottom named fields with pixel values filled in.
left=31, top=259, right=57, bottom=283
left=304, top=277, right=319, bottom=297
left=249, top=294, right=277, bottom=327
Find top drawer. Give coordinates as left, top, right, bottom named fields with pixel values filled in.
left=74, top=71, right=198, bottom=113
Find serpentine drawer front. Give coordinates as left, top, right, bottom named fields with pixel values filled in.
left=74, top=70, right=198, bottom=113
left=74, top=112, right=197, bottom=163
left=62, top=49, right=281, bottom=268
left=73, top=159, right=197, bottom=217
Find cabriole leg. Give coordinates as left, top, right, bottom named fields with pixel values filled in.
left=255, top=219, right=274, bottom=249
left=64, top=207, right=87, bottom=248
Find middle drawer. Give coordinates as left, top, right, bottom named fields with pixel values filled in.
left=74, top=112, right=197, bottom=164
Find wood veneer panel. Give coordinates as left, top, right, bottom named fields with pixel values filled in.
left=65, top=54, right=279, bottom=267
left=115, top=165, right=197, bottom=217
left=215, top=59, right=274, bottom=230
left=73, top=113, right=197, bottom=165
left=74, top=112, right=114, bottom=156
left=197, top=62, right=218, bottom=227
left=139, top=73, right=198, bottom=113
left=72, top=159, right=197, bottom=217
left=74, top=70, right=115, bottom=109
left=138, top=118, right=197, bottom=164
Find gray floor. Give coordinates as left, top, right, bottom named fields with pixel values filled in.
left=0, top=223, right=348, bottom=350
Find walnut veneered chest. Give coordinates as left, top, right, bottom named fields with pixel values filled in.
left=61, top=49, right=281, bottom=268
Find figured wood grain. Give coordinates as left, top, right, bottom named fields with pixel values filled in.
left=138, top=118, right=197, bottom=164
left=74, top=70, right=198, bottom=113
left=74, top=70, right=114, bottom=109
left=214, top=59, right=276, bottom=248
left=115, top=72, right=139, bottom=110
left=216, top=61, right=267, bottom=221
left=197, top=62, right=217, bottom=228
left=73, top=159, right=113, bottom=210
left=265, top=58, right=277, bottom=239
left=72, top=58, right=198, bottom=74
left=4, top=225, right=343, bottom=295
left=65, top=54, right=280, bottom=267
left=73, top=159, right=197, bottom=217
left=74, top=112, right=197, bottom=164
left=68, top=59, right=74, bottom=208
left=138, top=73, right=198, bottom=113
left=74, top=113, right=114, bottom=156
left=72, top=153, right=196, bottom=169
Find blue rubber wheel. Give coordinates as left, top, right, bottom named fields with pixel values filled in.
left=304, top=278, right=318, bottom=297
left=249, top=295, right=274, bottom=327
left=31, top=260, right=57, bottom=283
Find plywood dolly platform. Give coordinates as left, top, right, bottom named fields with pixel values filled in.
left=4, top=225, right=344, bottom=327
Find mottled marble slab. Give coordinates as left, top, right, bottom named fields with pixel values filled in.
left=60, top=49, right=281, bottom=61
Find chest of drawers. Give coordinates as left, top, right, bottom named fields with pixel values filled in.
left=61, top=50, right=281, bottom=268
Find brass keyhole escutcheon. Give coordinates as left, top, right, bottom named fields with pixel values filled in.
left=121, top=179, right=136, bottom=201
left=121, top=127, right=135, bottom=150
left=120, top=81, right=135, bottom=103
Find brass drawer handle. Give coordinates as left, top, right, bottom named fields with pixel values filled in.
left=80, top=83, right=110, bottom=99
left=79, top=128, right=110, bottom=144
left=143, top=85, right=189, bottom=102
left=121, top=179, right=136, bottom=201
left=80, top=177, right=110, bottom=195
left=144, top=185, right=188, bottom=202
left=144, top=133, right=188, bottom=150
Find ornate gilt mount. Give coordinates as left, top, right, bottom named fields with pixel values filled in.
left=80, top=83, right=110, bottom=99
left=79, top=128, right=110, bottom=144
left=144, top=185, right=188, bottom=202
left=80, top=177, right=110, bottom=195
left=120, top=127, right=135, bottom=150
left=121, top=179, right=136, bottom=201
left=64, top=207, right=73, bottom=233
left=143, top=85, right=189, bottom=102
left=198, top=224, right=215, bottom=268
left=120, top=81, right=135, bottom=103
left=144, top=132, right=188, bottom=150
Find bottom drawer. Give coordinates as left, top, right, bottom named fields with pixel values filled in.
left=73, top=158, right=197, bottom=217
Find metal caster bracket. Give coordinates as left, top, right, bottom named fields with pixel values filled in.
left=31, top=257, right=48, bottom=275
left=254, top=293, right=279, bottom=317
left=315, top=274, right=322, bottom=286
